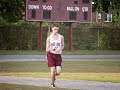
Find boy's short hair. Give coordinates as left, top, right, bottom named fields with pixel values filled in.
left=51, top=23, right=60, bottom=29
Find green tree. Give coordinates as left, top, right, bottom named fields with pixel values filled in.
left=93, top=0, right=120, bottom=15
left=93, top=0, right=103, bottom=12
left=0, top=0, right=24, bottom=22
left=93, top=0, right=120, bottom=24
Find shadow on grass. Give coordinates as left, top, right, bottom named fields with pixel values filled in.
left=0, top=83, right=76, bottom=90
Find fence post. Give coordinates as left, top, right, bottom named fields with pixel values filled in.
left=69, top=22, right=73, bottom=51
left=39, top=22, right=43, bottom=51
left=98, top=27, right=100, bottom=47
left=47, top=25, right=51, bottom=37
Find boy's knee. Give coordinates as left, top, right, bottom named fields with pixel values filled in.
left=56, top=72, right=60, bottom=76
left=56, top=66, right=61, bottom=75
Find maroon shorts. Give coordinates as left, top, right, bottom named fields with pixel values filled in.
left=47, top=52, right=62, bottom=67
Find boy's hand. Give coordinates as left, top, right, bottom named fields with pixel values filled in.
left=55, top=49, right=61, bottom=54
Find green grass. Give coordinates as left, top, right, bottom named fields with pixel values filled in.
left=0, top=61, right=120, bottom=83
left=0, top=50, right=120, bottom=55
left=0, top=83, right=74, bottom=90
left=0, top=61, right=120, bottom=73
left=63, top=50, right=120, bottom=55
left=0, top=72, right=120, bottom=83
left=0, top=50, right=45, bottom=55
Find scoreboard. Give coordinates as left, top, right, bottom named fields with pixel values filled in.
left=26, top=0, right=92, bottom=23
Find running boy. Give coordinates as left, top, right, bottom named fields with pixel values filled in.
left=46, top=24, right=64, bottom=88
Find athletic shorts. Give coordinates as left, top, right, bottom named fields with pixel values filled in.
left=47, top=52, right=62, bottom=67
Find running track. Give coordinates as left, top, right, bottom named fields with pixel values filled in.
left=0, top=55, right=120, bottom=62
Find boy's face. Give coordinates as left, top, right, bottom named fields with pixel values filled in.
left=52, top=26, right=59, bottom=34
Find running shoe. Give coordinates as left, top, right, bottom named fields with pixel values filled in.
left=51, top=84, right=56, bottom=88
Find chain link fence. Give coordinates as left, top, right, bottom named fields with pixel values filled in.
left=0, top=25, right=120, bottom=50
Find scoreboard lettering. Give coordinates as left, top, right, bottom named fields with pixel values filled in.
left=42, top=5, right=52, bottom=10
left=67, top=7, right=80, bottom=12
left=28, top=5, right=39, bottom=9
left=26, top=0, right=92, bottom=23
left=82, top=7, right=89, bottom=12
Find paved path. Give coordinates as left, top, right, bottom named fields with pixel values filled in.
left=0, top=76, right=120, bottom=90
left=0, top=55, right=120, bottom=62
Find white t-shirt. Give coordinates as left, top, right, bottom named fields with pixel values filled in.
left=50, top=34, right=62, bottom=54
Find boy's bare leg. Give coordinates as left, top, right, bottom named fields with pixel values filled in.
left=50, top=66, right=62, bottom=85
left=50, top=67, right=56, bottom=85
left=56, top=66, right=62, bottom=76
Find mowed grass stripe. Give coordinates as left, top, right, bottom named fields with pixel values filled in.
left=0, top=61, right=120, bottom=83
left=0, top=72, right=120, bottom=83
left=0, top=61, right=120, bottom=73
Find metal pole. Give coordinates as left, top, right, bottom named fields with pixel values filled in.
left=39, top=22, right=43, bottom=51
left=47, top=25, right=51, bottom=37
left=98, top=28, right=100, bottom=47
left=69, top=22, right=73, bottom=51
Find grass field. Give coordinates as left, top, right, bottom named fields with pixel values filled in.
left=0, top=61, right=120, bottom=83
left=0, top=83, right=74, bottom=90
left=0, top=50, right=120, bottom=55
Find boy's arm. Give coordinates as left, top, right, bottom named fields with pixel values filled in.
left=46, top=37, right=50, bottom=53
left=60, top=35, right=64, bottom=51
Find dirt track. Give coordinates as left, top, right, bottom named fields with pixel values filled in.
left=0, top=55, right=120, bottom=62
left=0, top=76, right=120, bottom=90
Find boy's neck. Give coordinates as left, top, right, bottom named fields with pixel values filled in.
left=52, top=33, right=58, bottom=36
